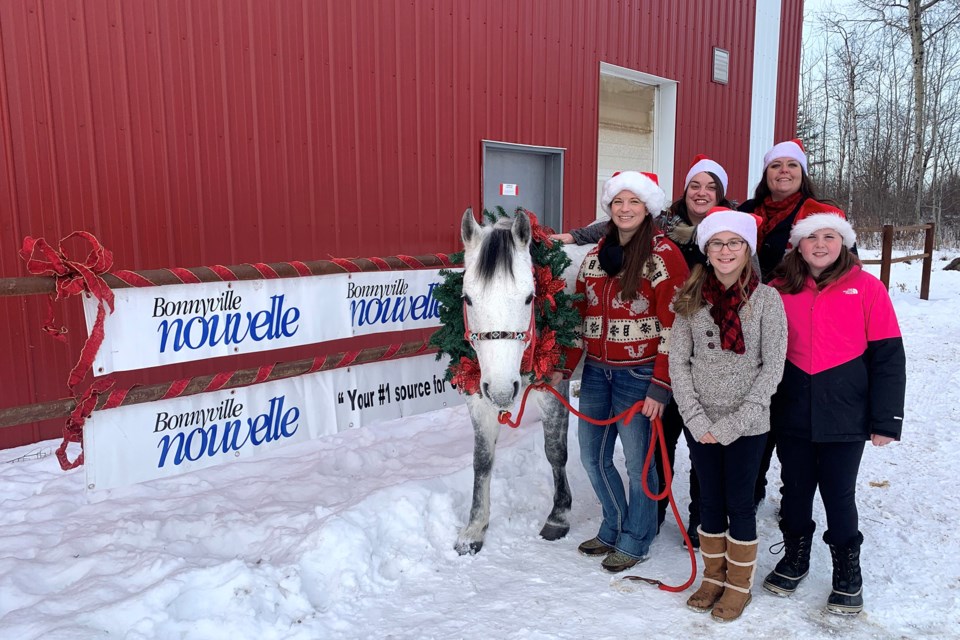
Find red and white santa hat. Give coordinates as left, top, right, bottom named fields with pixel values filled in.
left=788, top=204, right=856, bottom=249
left=601, top=170, right=667, bottom=215
left=696, top=207, right=763, bottom=255
left=763, top=138, right=808, bottom=174
left=684, top=154, right=728, bottom=193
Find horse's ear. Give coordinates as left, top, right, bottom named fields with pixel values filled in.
left=461, top=208, right=482, bottom=248
left=512, top=210, right=531, bottom=249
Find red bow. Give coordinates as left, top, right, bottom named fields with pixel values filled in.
left=20, top=232, right=115, bottom=391
left=20, top=232, right=117, bottom=471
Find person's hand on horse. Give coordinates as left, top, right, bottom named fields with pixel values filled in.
left=640, top=396, right=664, bottom=419
left=548, top=233, right=574, bottom=244
left=546, top=371, right=565, bottom=387
left=699, top=432, right=719, bottom=444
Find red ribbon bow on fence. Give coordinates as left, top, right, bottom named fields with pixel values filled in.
left=20, top=232, right=115, bottom=392
left=20, top=232, right=117, bottom=469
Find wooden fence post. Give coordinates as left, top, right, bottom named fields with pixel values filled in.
left=879, top=224, right=894, bottom=289
left=921, top=223, right=935, bottom=301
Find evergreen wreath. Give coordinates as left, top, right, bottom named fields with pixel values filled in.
left=430, top=207, right=582, bottom=395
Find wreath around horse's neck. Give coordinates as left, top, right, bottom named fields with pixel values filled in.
left=430, top=208, right=582, bottom=395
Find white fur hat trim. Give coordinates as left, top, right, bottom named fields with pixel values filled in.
left=684, top=157, right=729, bottom=193
left=763, top=139, right=808, bottom=173
left=601, top=171, right=667, bottom=215
left=696, top=208, right=759, bottom=255
left=789, top=213, right=856, bottom=249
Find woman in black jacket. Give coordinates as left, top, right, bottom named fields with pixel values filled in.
left=739, top=139, right=842, bottom=511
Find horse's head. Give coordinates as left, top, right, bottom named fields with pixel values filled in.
left=460, top=208, right=534, bottom=409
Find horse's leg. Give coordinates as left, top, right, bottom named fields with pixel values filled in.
left=455, top=395, right=501, bottom=555
left=536, top=382, right=572, bottom=541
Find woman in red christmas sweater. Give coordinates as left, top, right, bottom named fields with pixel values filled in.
left=553, top=170, right=689, bottom=572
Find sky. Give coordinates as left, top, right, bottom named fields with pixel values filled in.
left=1, top=249, right=958, bottom=640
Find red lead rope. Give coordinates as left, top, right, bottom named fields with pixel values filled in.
left=498, top=382, right=698, bottom=593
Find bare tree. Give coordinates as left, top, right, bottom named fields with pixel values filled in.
left=856, top=0, right=960, bottom=220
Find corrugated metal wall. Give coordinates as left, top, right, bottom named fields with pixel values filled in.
left=0, top=0, right=804, bottom=448
left=775, top=0, right=804, bottom=141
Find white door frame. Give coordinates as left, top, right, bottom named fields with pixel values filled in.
left=599, top=62, right=678, bottom=200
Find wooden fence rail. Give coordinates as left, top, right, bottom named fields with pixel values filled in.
left=857, top=222, right=935, bottom=300
left=0, top=251, right=459, bottom=435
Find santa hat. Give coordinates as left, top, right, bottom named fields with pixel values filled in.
left=684, top=154, right=729, bottom=193
left=696, top=207, right=762, bottom=255
left=763, top=138, right=808, bottom=173
left=788, top=204, right=856, bottom=249
left=601, top=171, right=667, bottom=215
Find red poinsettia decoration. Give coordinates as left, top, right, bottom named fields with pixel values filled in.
left=525, top=210, right=555, bottom=244
left=449, top=356, right=482, bottom=395
left=522, top=327, right=560, bottom=382
left=534, top=264, right=565, bottom=312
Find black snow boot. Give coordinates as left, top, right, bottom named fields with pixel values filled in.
left=762, top=521, right=815, bottom=597
left=825, top=531, right=864, bottom=615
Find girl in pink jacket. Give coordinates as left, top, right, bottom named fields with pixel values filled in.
left=763, top=208, right=905, bottom=617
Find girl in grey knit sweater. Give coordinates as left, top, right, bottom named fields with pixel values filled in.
left=668, top=208, right=787, bottom=623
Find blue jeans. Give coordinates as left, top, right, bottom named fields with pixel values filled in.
left=577, top=363, right=659, bottom=559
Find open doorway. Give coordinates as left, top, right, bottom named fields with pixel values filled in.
left=596, top=63, right=677, bottom=220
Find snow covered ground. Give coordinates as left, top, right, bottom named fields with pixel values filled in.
left=2, top=251, right=959, bottom=640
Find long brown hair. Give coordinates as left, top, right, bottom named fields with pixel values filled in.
left=771, top=246, right=861, bottom=294
left=675, top=259, right=757, bottom=317
left=605, top=214, right=655, bottom=300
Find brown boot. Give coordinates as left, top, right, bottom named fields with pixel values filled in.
left=711, top=533, right=759, bottom=622
left=686, top=528, right=727, bottom=613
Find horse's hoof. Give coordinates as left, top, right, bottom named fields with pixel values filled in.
left=454, top=539, right=484, bottom=556
left=539, top=522, right=570, bottom=541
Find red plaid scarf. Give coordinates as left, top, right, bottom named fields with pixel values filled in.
left=757, top=191, right=803, bottom=243
left=702, top=271, right=760, bottom=354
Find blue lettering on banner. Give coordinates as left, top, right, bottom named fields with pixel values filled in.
left=156, top=396, right=300, bottom=467
left=350, top=282, right=441, bottom=327
left=157, top=294, right=300, bottom=353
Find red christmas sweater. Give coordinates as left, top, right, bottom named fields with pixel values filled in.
left=562, top=233, right=689, bottom=403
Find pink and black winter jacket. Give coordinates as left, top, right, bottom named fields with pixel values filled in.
left=770, top=265, right=905, bottom=442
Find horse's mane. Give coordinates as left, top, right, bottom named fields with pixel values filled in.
left=474, top=223, right=517, bottom=284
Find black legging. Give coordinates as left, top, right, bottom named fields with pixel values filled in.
left=686, top=431, right=768, bottom=541
left=754, top=432, right=777, bottom=505
left=655, top=398, right=700, bottom=528
left=777, top=433, right=865, bottom=546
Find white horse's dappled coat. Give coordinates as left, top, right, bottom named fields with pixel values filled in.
left=455, top=209, right=592, bottom=555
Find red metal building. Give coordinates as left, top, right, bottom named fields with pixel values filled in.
left=0, top=0, right=804, bottom=448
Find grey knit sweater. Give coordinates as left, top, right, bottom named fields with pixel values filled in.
left=668, top=284, right=788, bottom=446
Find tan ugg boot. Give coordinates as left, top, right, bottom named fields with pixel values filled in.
left=686, top=528, right=727, bottom=613
left=711, top=533, right=759, bottom=622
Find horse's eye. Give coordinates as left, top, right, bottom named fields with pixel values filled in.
left=463, top=294, right=473, bottom=306
left=525, top=294, right=534, bottom=305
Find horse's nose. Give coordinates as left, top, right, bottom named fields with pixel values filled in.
left=482, top=378, right=520, bottom=409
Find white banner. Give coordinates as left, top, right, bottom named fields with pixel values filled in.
left=83, top=353, right=463, bottom=491
left=82, top=269, right=455, bottom=374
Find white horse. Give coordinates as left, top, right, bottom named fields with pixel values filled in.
left=455, top=208, right=591, bottom=555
